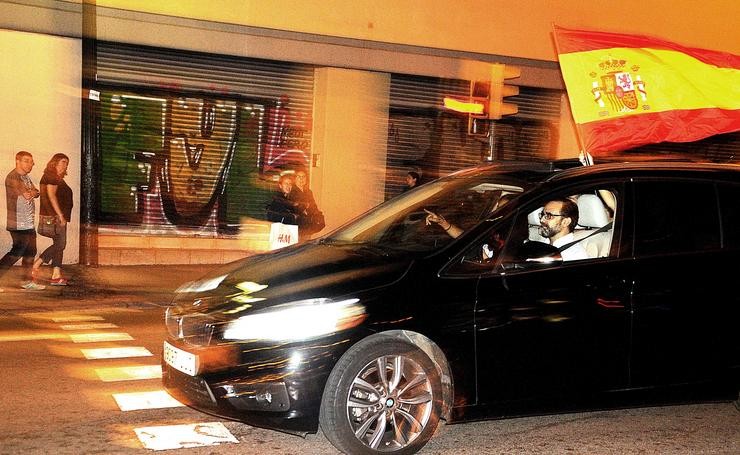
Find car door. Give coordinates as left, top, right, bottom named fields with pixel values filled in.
left=471, top=183, right=632, bottom=405
left=630, top=178, right=737, bottom=387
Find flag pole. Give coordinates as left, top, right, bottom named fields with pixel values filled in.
left=575, top=125, right=594, bottom=166
left=553, top=24, right=593, bottom=166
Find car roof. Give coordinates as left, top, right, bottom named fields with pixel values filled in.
left=546, top=161, right=740, bottom=182
left=447, top=158, right=582, bottom=179
left=445, top=159, right=740, bottom=188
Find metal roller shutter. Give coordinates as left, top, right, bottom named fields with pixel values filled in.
left=386, top=74, right=562, bottom=198
left=95, top=42, right=315, bottom=234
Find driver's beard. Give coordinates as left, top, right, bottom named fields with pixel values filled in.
left=539, top=224, right=558, bottom=239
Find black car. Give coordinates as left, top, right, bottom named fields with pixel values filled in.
left=162, top=160, right=740, bottom=454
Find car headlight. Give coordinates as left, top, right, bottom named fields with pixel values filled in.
left=175, top=274, right=228, bottom=293
left=222, top=298, right=365, bottom=341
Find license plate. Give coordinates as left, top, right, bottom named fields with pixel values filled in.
left=163, top=341, right=198, bottom=376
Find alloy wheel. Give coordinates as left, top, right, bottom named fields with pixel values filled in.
left=345, top=354, right=434, bottom=452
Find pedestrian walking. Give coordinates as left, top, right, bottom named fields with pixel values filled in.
left=0, top=151, right=46, bottom=291
left=33, top=153, right=73, bottom=286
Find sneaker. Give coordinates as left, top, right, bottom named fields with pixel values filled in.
left=49, top=278, right=68, bottom=286
left=21, top=281, right=46, bottom=291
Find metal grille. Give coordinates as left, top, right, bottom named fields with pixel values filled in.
left=95, top=42, right=315, bottom=232
left=386, top=74, right=562, bottom=198
left=97, top=42, right=315, bottom=104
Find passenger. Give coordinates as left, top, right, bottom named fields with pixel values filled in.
left=425, top=193, right=513, bottom=240
left=424, top=209, right=463, bottom=238
left=598, top=189, right=616, bottom=219
left=538, top=198, right=588, bottom=261
left=425, top=208, right=505, bottom=261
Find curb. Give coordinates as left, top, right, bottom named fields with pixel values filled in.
left=1, top=264, right=210, bottom=313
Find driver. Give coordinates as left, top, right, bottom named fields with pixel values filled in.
left=538, top=198, right=588, bottom=261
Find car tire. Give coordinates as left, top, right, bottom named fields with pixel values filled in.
left=319, top=335, right=443, bottom=455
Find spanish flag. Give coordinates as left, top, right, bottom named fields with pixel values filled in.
left=553, top=26, right=740, bottom=154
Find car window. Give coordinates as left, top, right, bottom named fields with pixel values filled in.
left=634, top=181, right=720, bottom=256
left=327, top=172, right=527, bottom=252
left=500, top=187, right=619, bottom=268
left=444, top=186, right=619, bottom=276
left=718, top=183, right=740, bottom=250
left=443, top=219, right=514, bottom=275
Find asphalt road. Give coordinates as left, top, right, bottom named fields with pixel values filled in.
left=0, top=302, right=738, bottom=455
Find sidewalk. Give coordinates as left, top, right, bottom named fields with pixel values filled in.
left=0, top=263, right=212, bottom=312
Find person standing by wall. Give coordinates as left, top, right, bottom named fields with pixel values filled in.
left=290, top=168, right=324, bottom=239
left=266, top=174, right=301, bottom=225
left=0, top=151, right=45, bottom=291
left=403, top=171, right=420, bottom=193
left=33, top=153, right=73, bottom=285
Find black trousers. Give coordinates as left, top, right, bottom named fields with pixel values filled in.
left=0, top=229, right=37, bottom=282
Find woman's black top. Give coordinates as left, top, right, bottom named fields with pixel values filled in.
left=40, top=172, right=73, bottom=220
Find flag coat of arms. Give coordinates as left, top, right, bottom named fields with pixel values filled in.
left=553, top=26, right=740, bottom=154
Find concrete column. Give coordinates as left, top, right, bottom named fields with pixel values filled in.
left=311, top=68, right=390, bottom=232
left=557, top=93, right=580, bottom=159
left=0, top=30, right=81, bottom=263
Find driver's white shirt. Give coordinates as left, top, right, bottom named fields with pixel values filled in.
left=550, top=233, right=589, bottom=261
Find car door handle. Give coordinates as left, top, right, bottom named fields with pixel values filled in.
left=596, top=297, right=624, bottom=309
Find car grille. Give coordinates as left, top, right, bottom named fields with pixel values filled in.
left=163, top=364, right=217, bottom=405
left=165, top=307, right=217, bottom=346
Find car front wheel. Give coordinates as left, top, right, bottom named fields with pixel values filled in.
left=320, top=336, right=442, bottom=454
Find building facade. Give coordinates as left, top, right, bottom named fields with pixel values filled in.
left=1, top=1, right=736, bottom=265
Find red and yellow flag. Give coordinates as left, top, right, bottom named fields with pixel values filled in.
left=553, top=25, right=740, bottom=154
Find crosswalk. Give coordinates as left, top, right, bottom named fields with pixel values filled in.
left=15, top=308, right=241, bottom=452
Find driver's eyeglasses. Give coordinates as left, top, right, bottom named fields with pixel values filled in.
left=539, top=211, right=564, bottom=220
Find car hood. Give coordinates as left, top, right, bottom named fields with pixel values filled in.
left=172, top=240, right=414, bottom=315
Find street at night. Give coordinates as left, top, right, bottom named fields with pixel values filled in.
left=1, top=1, right=739, bottom=454
left=0, top=274, right=738, bottom=454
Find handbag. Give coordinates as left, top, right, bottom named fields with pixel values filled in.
left=37, top=215, right=58, bottom=238
left=308, top=209, right=325, bottom=233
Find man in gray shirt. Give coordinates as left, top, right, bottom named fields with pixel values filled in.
left=0, top=151, right=46, bottom=290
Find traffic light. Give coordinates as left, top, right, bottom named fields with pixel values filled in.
left=467, top=79, right=491, bottom=136
left=468, top=64, right=520, bottom=134
left=487, top=63, right=520, bottom=119
left=444, top=63, right=520, bottom=135
left=468, top=64, right=520, bottom=120
left=488, top=63, right=520, bottom=119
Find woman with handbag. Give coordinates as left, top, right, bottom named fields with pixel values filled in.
left=33, top=153, right=73, bottom=286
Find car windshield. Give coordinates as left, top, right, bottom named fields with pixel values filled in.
left=325, top=167, right=547, bottom=252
